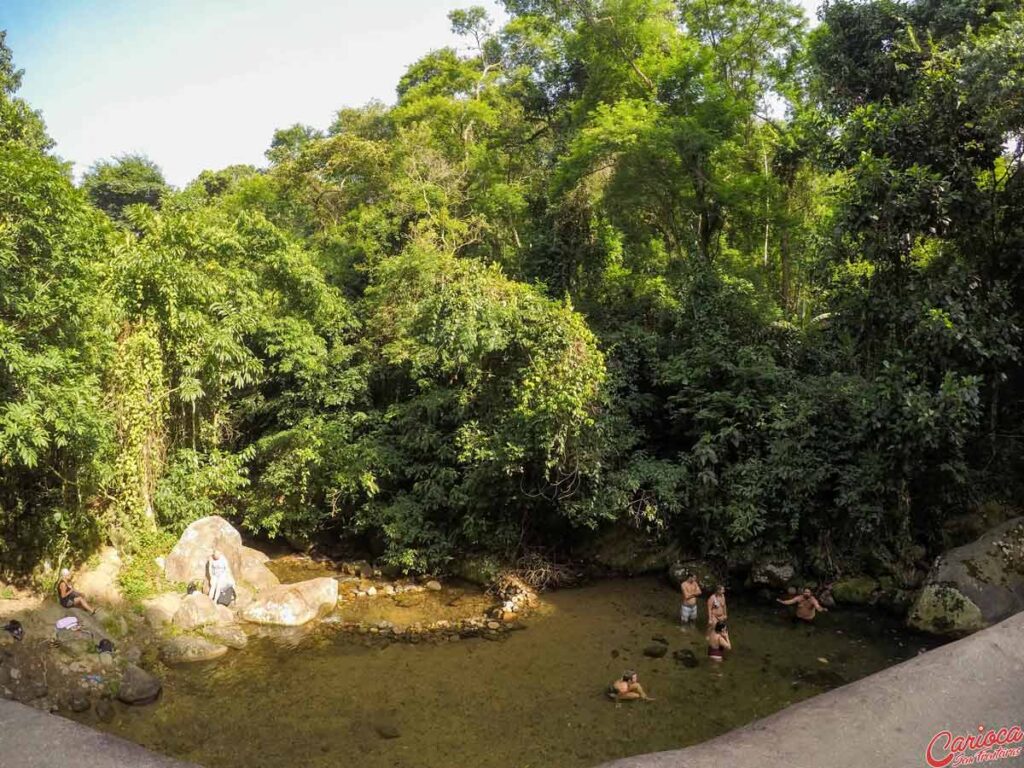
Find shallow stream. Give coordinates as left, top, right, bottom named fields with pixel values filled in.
left=78, top=578, right=935, bottom=768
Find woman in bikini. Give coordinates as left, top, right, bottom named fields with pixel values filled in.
left=57, top=568, right=96, bottom=614
left=707, top=620, right=731, bottom=661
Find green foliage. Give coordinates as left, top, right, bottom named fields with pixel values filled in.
left=117, top=525, right=176, bottom=602
left=0, top=141, right=113, bottom=575
left=82, top=154, right=169, bottom=221
left=155, top=448, right=252, bottom=534
left=2, top=1, right=1024, bottom=579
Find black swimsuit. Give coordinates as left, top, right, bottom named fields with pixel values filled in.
left=58, top=581, right=78, bottom=608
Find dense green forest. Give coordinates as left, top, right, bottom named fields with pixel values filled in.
left=1, top=0, right=1022, bottom=586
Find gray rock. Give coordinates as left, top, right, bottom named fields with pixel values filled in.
left=95, top=697, right=115, bottom=722
left=750, top=560, right=796, bottom=589
left=56, top=637, right=94, bottom=659
left=173, top=592, right=221, bottom=630
left=69, top=691, right=91, bottom=713
left=202, top=624, right=248, bottom=650
left=117, top=663, right=162, bottom=705
left=425, top=580, right=442, bottom=591
left=215, top=604, right=235, bottom=624
left=673, top=649, right=698, bottom=668
left=240, top=577, right=338, bottom=626
left=18, top=680, right=48, bottom=702
left=909, top=517, right=1024, bottom=636
left=643, top=644, right=668, bottom=659
left=240, top=547, right=279, bottom=591
left=164, top=515, right=243, bottom=586
left=667, top=560, right=725, bottom=591
left=160, top=635, right=229, bottom=664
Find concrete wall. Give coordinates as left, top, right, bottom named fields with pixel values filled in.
left=0, top=698, right=197, bottom=768
left=598, top=612, right=1024, bottom=768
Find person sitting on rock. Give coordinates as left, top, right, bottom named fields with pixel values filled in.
left=607, top=670, right=654, bottom=701
left=207, top=549, right=235, bottom=605
left=707, top=621, right=731, bottom=661
left=57, top=568, right=96, bottom=614
left=778, top=588, right=828, bottom=623
left=706, top=584, right=727, bottom=629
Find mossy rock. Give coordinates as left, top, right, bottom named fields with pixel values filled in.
left=667, top=559, right=725, bottom=590
left=908, top=584, right=985, bottom=636
left=453, top=556, right=502, bottom=587
left=831, top=576, right=879, bottom=605
left=911, top=517, right=1024, bottom=637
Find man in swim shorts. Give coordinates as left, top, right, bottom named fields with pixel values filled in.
left=778, top=588, right=828, bottom=623
left=680, top=573, right=701, bottom=627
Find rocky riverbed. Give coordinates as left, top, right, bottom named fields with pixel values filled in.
left=66, top=578, right=936, bottom=768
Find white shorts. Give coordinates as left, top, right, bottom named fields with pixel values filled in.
left=680, top=604, right=697, bottom=622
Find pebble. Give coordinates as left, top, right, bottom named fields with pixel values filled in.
left=366, top=586, right=377, bottom=597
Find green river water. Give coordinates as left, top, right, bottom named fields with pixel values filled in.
left=76, top=577, right=935, bottom=768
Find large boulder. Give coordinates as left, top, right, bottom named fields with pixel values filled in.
left=117, top=663, right=162, bottom=705
left=164, top=516, right=243, bottom=586
left=141, top=592, right=183, bottom=628
left=240, top=547, right=279, bottom=591
left=240, top=577, right=338, bottom=626
left=750, top=560, right=797, bottom=589
left=172, top=592, right=221, bottom=630
left=74, top=546, right=124, bottom=607
left=160, top=635, right=229, bottom=664
left=909, top=517, right=1024, bottom=636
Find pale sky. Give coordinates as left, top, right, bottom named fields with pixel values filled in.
left=2, top=0, right=821, bottom=188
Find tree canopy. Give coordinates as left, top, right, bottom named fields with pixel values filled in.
left=1, top=0, right=1022, bottom=582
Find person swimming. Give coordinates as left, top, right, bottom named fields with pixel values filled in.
left=707, top=620, right=731, bottom=661
left=607, top=670, right=655, bottom=701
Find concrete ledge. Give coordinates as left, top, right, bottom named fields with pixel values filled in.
left=0, top=698, right=197, bottom=768
left=597, top=612, right=1024, bottom=768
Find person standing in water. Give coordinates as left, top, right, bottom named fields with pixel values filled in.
left=607, top=670, right=655, bottom=701
left=778, top=588, right=828, bottom=623
left=206, top=550, right=235, bottom=605
left=680, top=574, right=702, bottom=628
left=706, top=584, right=727, bottom=629
left=707, top=621, right=731, bottom=661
